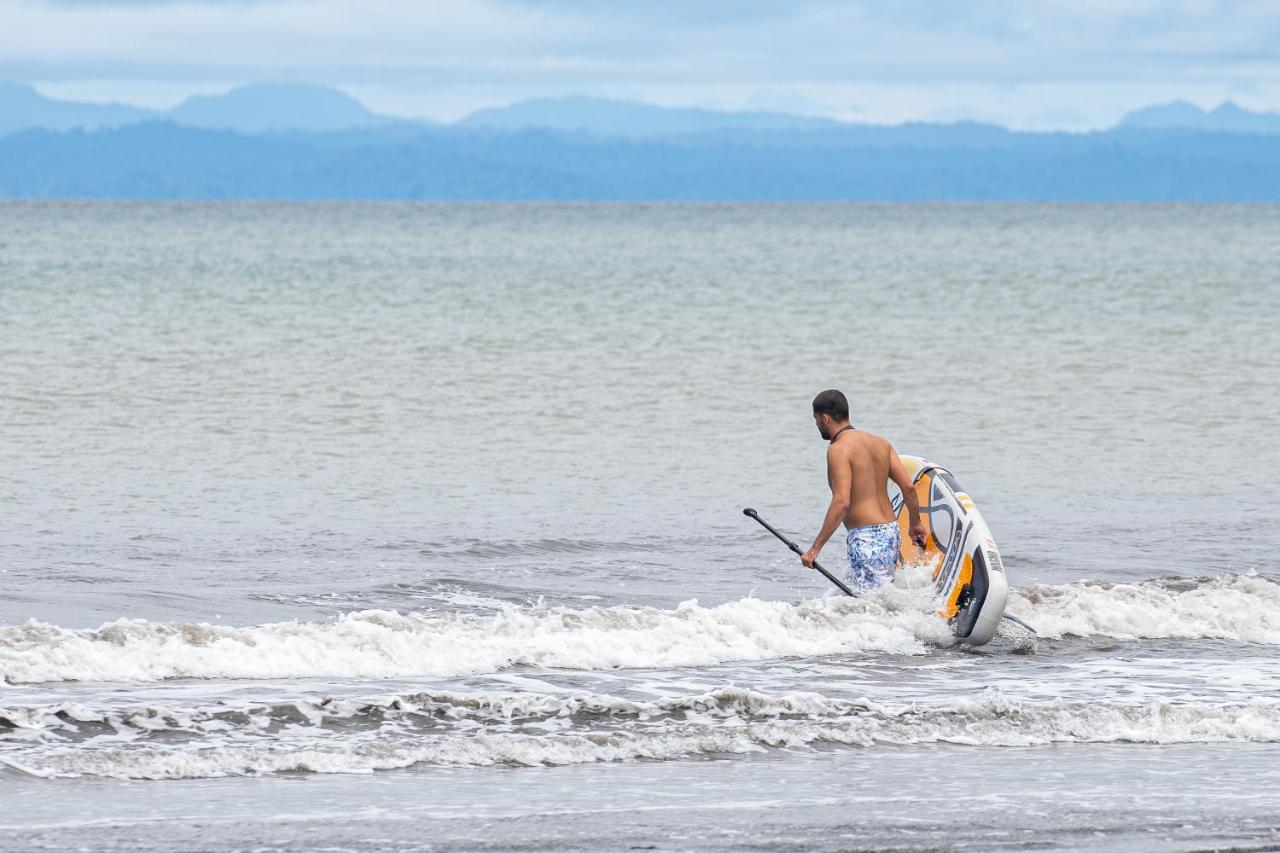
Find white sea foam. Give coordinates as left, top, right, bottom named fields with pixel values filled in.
left=1008, top=572, right=1280, bottom=643
left=3, top=573, right=1279, bottom=685
left=0, top=595, right=947, bottom=684
left=4, top=689, right=1279, bottom=779
left=0, top=687, right=883, bottom=744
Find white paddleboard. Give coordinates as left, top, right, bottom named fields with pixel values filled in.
left=887, top=455, right=1009, bottom=646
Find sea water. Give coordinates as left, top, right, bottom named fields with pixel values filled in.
left=2, top=202, right=1279, bottom=850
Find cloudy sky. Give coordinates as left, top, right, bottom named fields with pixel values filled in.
left=3, top=0, right=1280, bottom=128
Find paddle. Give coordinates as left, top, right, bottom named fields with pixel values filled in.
left=743, top=507, right=1036, bottom=636
left=742, top=508, right=856, bottom=597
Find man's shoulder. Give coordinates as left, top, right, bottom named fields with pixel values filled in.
left=859, top=431, right=896, bottom=460
left=857, top=429, right=890, bottom=448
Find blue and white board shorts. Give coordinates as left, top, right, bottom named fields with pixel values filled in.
left=846, top=522, right=902, bottom=591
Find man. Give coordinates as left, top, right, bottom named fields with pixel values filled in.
left=801, top=389, right=927, bottom=591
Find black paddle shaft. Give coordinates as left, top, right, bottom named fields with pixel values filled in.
left=742, top=508, right=856, bottom=597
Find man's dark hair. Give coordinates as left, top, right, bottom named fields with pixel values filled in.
left=812, top=389, right=849, bottom=420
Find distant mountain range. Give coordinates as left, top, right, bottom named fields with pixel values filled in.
left=165, top=84, right=403, bottom=133
left=0, top=81, right=151, bottom=133
left=1118, top=100, right=1280, bottom=134
left=0, top=82, right=405, bottom=135
left=4, top=120, right=1278, bottom=201
left=3, top=83, right=1280, bottom=200
left=5, top=81, right=1280, bottom=137
left=458, top=96, right=844, bottom=135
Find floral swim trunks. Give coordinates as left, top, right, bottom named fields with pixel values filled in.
left=845, top=521, right=902, bottom=591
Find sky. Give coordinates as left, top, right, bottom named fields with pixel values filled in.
left=3, top=0, right=1280, bottom=128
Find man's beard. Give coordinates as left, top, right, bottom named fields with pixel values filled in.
left=817, top=422, right=830, bottom=440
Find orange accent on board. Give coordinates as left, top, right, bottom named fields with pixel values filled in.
left=940, top=553, right=975, bottom=619
left=893, top=464, right=971, bottom=621
left=896, top=471, right=939, bottom=577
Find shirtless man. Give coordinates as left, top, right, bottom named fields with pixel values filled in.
left=800, top=389, right=927, bottom=591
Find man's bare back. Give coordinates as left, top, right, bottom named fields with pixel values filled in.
left=827, top=428, right=899, bottom=529
left=800, top=389, right=926, bottom=583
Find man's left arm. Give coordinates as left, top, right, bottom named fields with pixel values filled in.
left=801, top=447, right=850, bottom=568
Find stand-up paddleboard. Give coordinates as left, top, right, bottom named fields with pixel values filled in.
left=889, top=455, right=1008, bottom=646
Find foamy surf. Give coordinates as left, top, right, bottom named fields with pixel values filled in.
left=0, top=595, right=947, bottom=685
left=2, top=573, right=1278, bottom=685
left=4, top=687, right=1279, bottom=779
left=1008, top=572, right=1280, bottom=643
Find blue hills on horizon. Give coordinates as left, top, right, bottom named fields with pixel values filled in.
left=3, top=82, right=1280, bottom=200
left=0, top=81, right=407, bottom=135
left=1118, top=100, right=1280, bottom=134
left=7, top=80, right=1280, bottom=137
left=456, top=95, right=846, bottom=135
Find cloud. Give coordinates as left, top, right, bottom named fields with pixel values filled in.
left=5, top=0, right=1280, bottom=126
left=1, top=0, right=597, bottom=77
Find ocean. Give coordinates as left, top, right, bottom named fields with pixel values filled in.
left=2, top=201, right=1279, bottom=851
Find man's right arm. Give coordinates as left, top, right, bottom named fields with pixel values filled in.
left=887, top=450, right=927, bottom=548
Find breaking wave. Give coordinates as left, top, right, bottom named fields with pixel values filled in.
left=1007, top=572, right=1280, bottom=643
left=2, top=573, right=1277, bottom=686
left=0, top=595, right=947, bottom=685
left=3, top=687, right=1278, bottom=779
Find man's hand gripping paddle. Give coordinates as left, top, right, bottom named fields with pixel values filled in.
left=742, top=508, right=856, bottom=597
